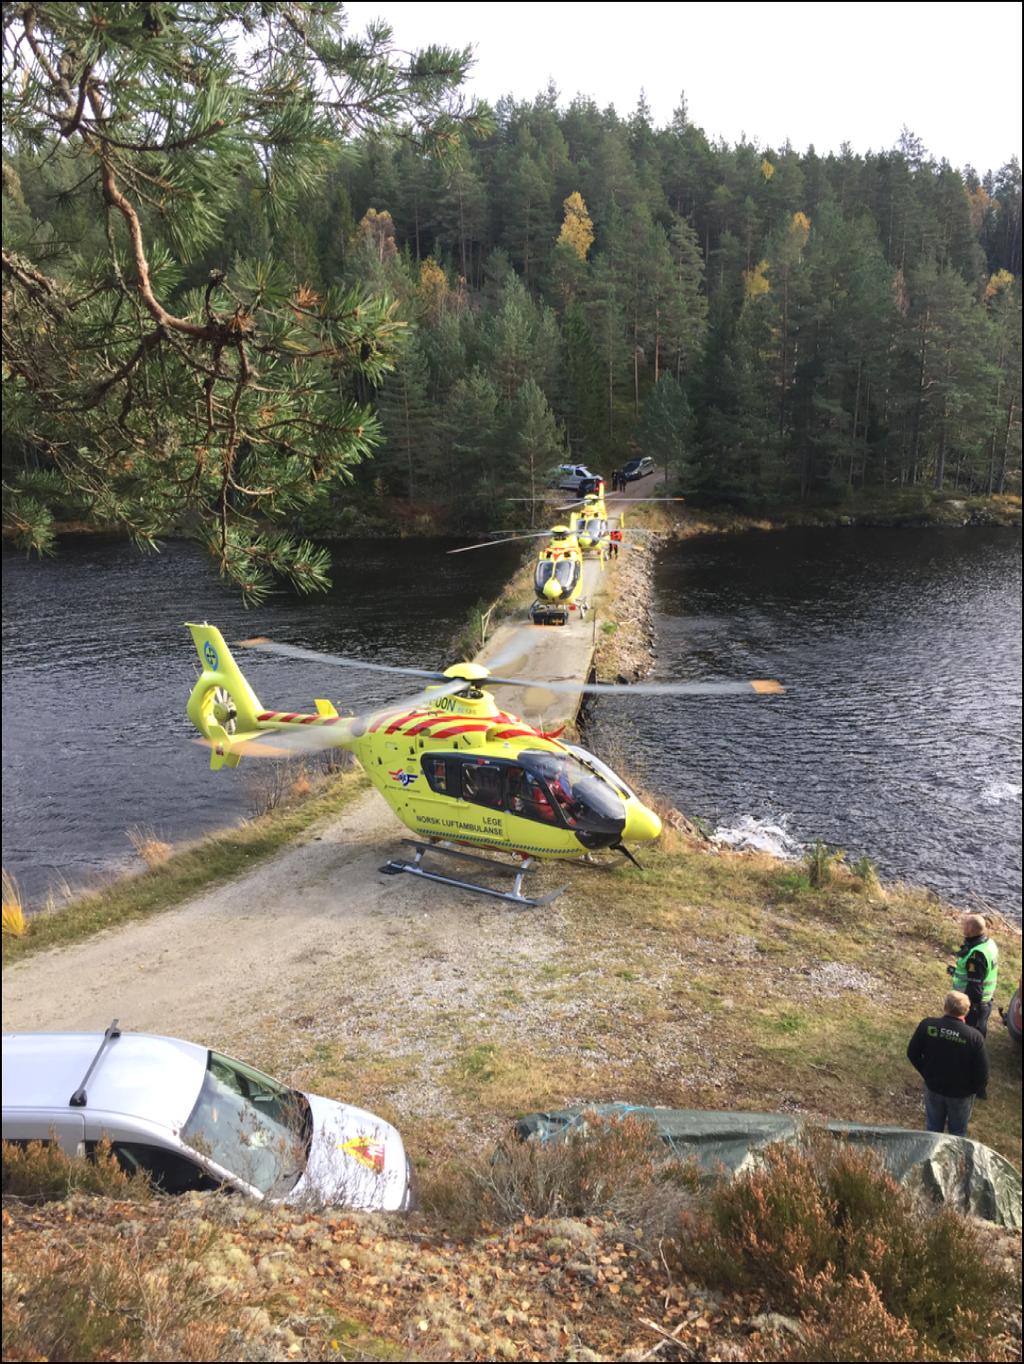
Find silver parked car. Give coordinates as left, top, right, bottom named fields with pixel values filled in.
left=2, top=1024, right=414, bottom=1210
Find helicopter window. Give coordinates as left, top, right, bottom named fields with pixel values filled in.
left=553, top=559, right=578, bottom=590
left=506, top=765, right=559, bottom=823
left=534, top=560, right=555, bottom=592
left=516, top=749, right=627, bottom=844
left=565, top=745, right=635, bottom=800
left=585, top=518, right=604, bottom=539
left=460, top=761, right=504, bottom=809
left=422, top=756, right=450, bottom=794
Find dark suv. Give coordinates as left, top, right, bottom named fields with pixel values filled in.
left=622, top=457, right=655, bottom=481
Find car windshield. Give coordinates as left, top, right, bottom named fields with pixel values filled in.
left=181, top=1052, right=311, bottom=1197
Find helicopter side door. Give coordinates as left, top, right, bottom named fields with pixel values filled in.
left=416, top=753, right=508, bottom=846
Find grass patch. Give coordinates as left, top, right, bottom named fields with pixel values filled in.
left=449, top=1038, right=581, bottom=1116
left=2, top=769, right=367, bottom=965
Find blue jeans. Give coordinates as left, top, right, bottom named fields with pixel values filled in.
left=924, top=1088, right=974, bottom=1136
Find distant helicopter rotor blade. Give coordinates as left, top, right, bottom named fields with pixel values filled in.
left=446, top=532, right=557, bottom=554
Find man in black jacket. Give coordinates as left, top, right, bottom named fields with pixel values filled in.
left=906, top=991, right=989, bottom=1137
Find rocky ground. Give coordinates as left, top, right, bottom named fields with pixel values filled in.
left=6, top=1190, right=1018, bottom=1363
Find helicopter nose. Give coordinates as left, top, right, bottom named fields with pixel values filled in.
left=623, top=801, right=662, bottom=843
left=543, top=579, right=563, bottom=599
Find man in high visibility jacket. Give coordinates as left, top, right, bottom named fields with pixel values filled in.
left=948, top=913, right=1000, bottom=1036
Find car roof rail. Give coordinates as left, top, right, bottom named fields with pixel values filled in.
left=69, top=1019, right=122, bottom=1107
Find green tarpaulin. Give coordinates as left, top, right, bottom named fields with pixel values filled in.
left=515, top=1105, right=1022, bottom=1229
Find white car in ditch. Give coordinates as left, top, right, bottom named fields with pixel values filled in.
left=1, top=1024, right=414, bottom=1210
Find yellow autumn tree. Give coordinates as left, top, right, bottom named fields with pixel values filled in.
left=761, top=157, right=775, bottom=181
left=789, top=211, right=811, bottom=248
left=418, top=257, right=449, bottom=321
left=968, top=186, right=992, bottom=234
left=743, top=259, right=771, bottom=300
left=985, top=268, right=1015, bottom=301
left=557, top=191, right=595, bottom=261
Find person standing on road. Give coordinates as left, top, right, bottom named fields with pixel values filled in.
left=906, top=991, right=989, bottom=1136
left=947, top=913, right=999, bottom=1036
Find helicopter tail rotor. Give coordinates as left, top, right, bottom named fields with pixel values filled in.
left=186, top=623, right=267, bottom=764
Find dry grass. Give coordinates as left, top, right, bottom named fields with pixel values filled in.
left=2, top=868, right=27, bottom=938
left=127, top=826, right=174, bottom=869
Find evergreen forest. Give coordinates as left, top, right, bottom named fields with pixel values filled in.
left=2, top=3, right=1021, bottom=595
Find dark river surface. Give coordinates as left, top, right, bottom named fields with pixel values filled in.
left=2, top=535, right=523, bottom=905
left=2, top=527, right=1021, bottom=916
left=587, top=526, right=1022, bottom=916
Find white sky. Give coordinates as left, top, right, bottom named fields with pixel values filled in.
left=342, top=0, right=1022, bottom=174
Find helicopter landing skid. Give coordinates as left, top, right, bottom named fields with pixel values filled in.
left=379, top=841, right=566, bottom=908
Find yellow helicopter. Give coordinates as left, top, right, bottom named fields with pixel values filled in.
left=448, top=524, right=590, bottom=626
left=185, top=624, right=784, bottom=906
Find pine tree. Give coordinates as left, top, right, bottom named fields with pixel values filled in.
left=637, top=375, right=694, bottom=491
left=502, top=378, right=565, bottom=516
left=0, top=2, right=483, bottom=596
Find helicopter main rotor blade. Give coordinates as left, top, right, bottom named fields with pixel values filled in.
left=238, top=638, right=449, bottom=682
left=481, top=675, right=785, bottom=697
left=236, top=638, right=784, bottom=701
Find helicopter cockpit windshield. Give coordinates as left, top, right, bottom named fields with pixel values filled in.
left=583, top=518, right=605, bottom=540
left=513, top=749, right=626, bottom=847
left=534, top=558, right=580, bottom=595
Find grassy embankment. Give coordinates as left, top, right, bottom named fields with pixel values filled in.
left=2, top=768, right=367, bottom=966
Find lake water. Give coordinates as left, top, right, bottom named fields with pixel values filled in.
left=1, top=535, right=522, bottom=904
left=587, top=526, right=1022, bottom=916
left=3, top=527, right=1021, bottom=916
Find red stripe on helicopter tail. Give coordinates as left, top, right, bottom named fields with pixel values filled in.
left=301, top=715, right=320, bottom=724
left=257, top=711, right=278, bottom=721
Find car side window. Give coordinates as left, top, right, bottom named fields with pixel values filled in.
left=89, top=1140, right=222, bottom=1194
left=460, top=761, right=504, bottom=809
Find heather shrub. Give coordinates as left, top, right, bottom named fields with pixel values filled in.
left=1, top=1229, right=241, bottom=1362
left=2, top=1137, right=151, bottom=1202
left=669, top=1133, right=1014, bottom=1358
left=787, top=1270, right=926, bottom=1362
